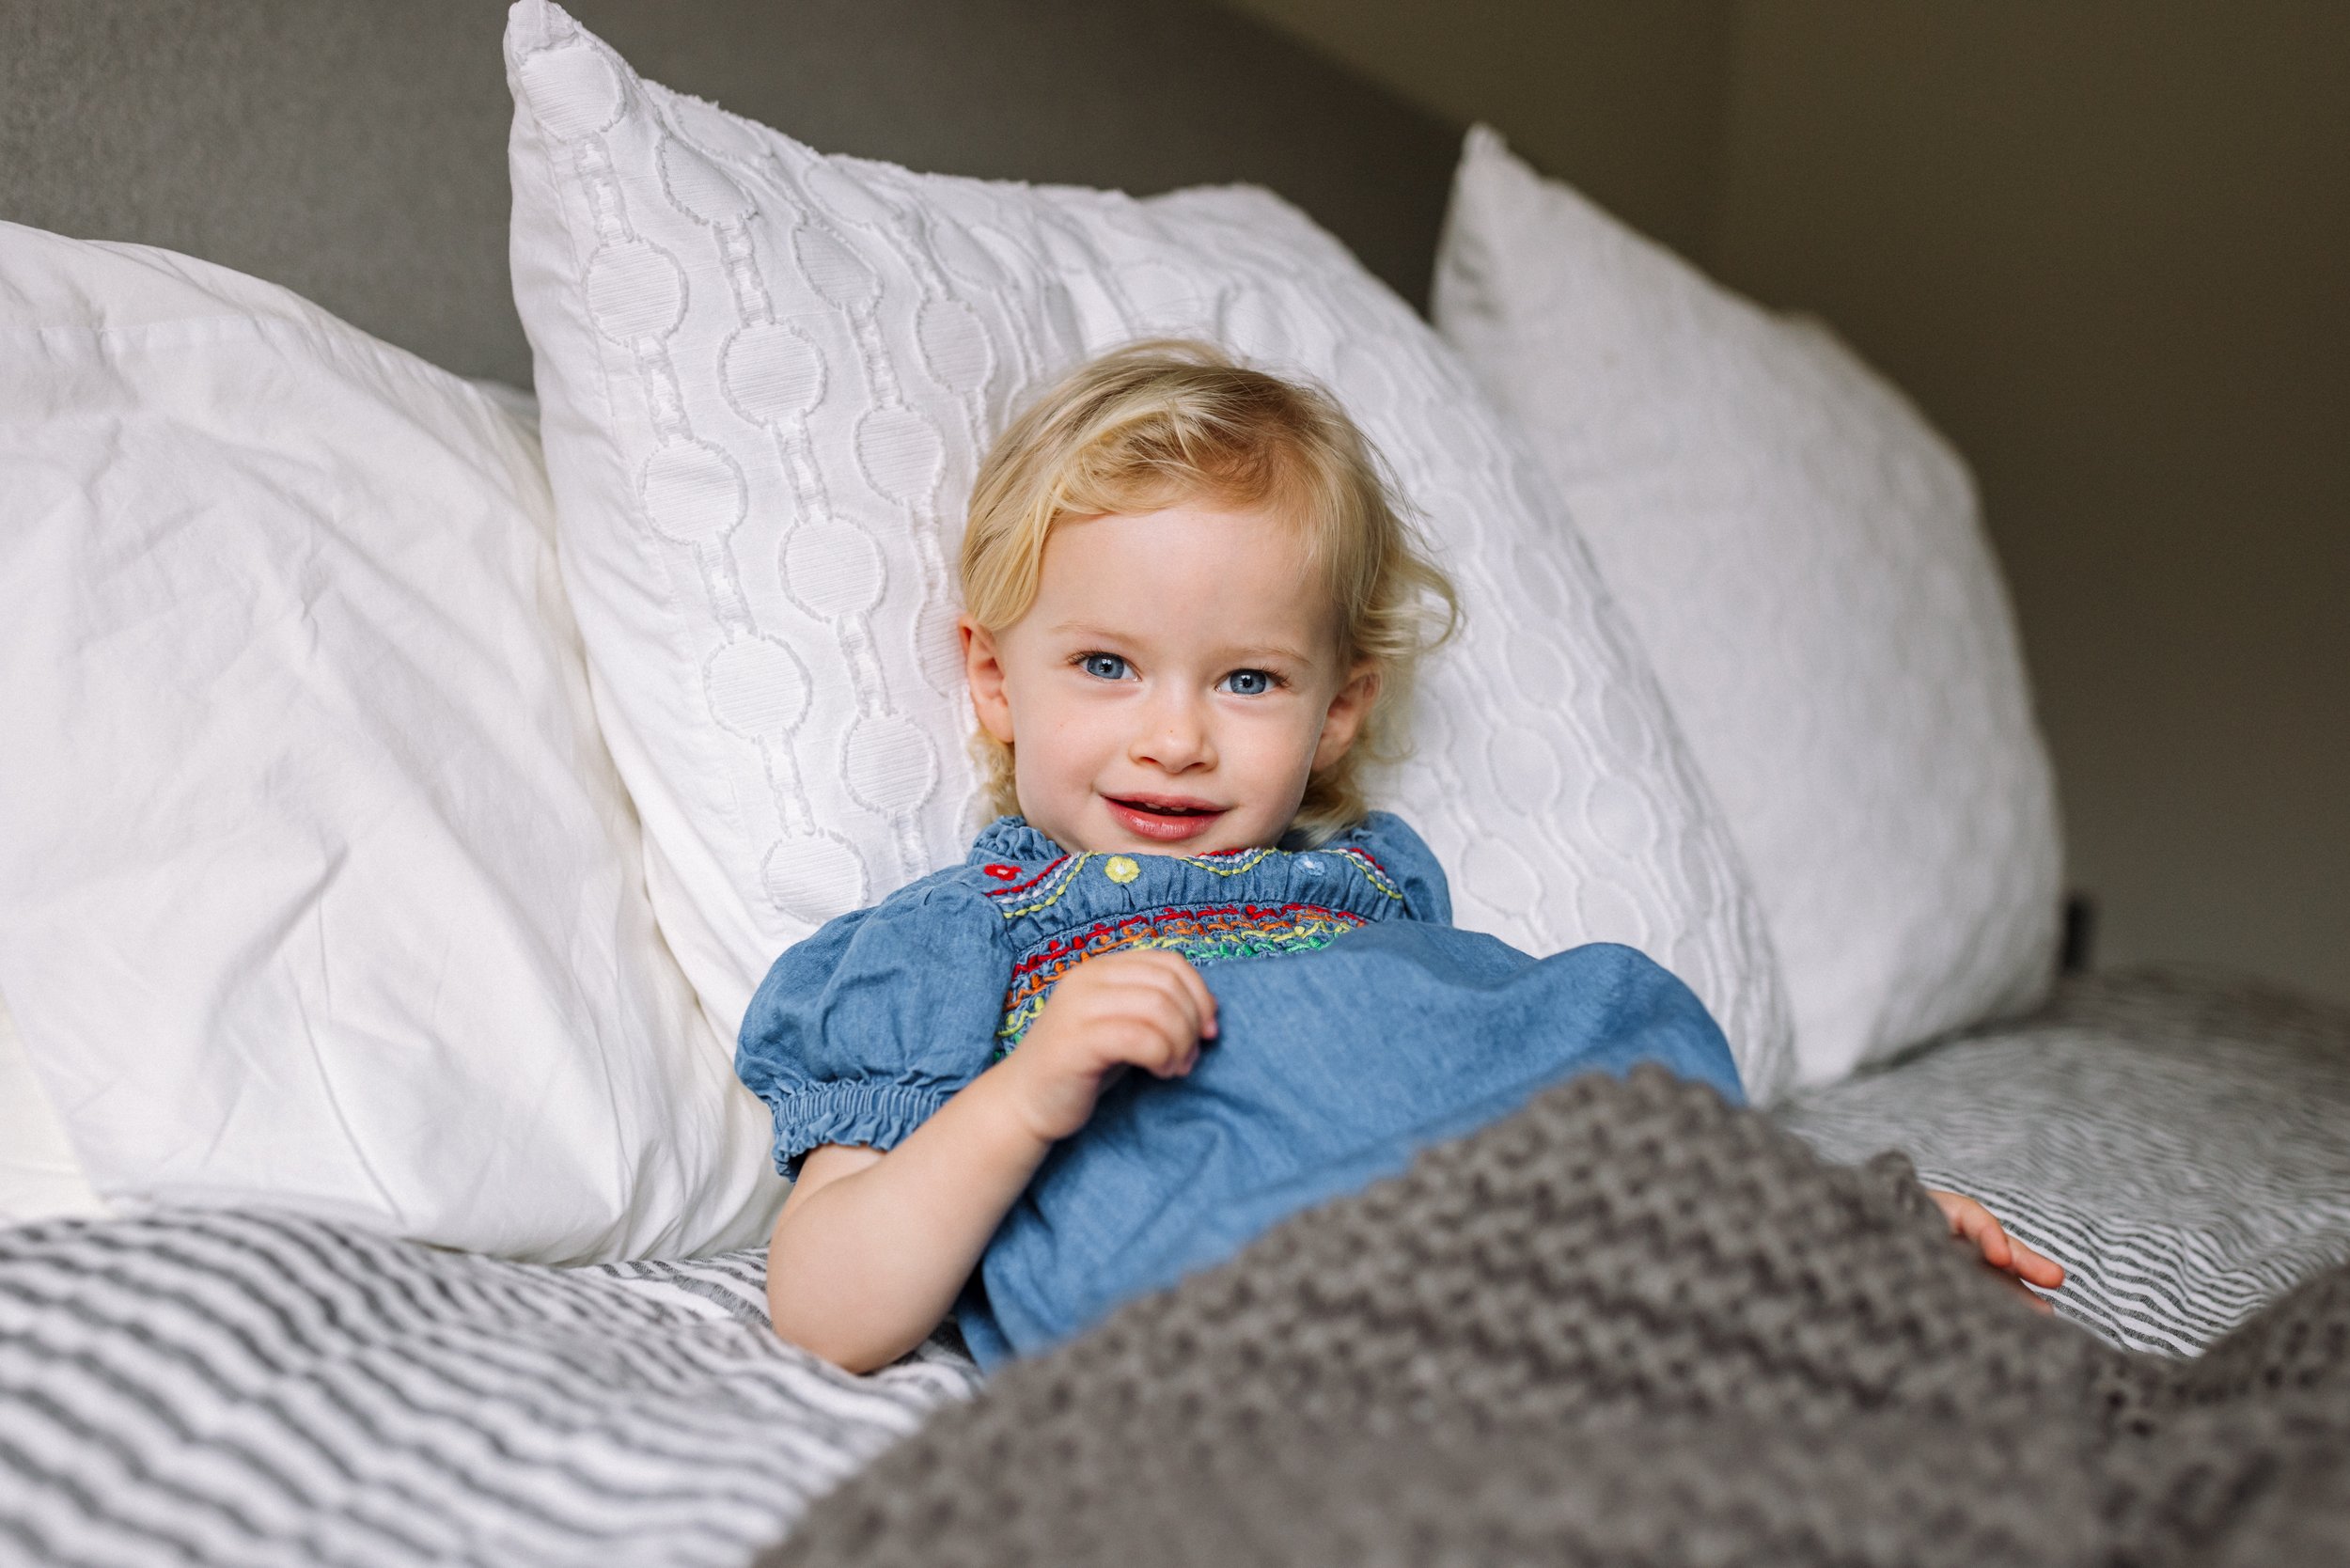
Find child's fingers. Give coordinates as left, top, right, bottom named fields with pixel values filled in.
left=1928, top=1189, right=2063, bottom=1303
left=1929, top=1190, right=2014, bottom=1271
left=1136, top=948, right=1217, bottom=1038
left=1969, top=1215, right=2015, bottom=1272
left=1130, top=1026, right=1192, bottom=1077
left=1173, top=957, right=1217, bottom=1040
left=1998, top=1273, right=2058, bottom=1314
left=2007, top=1235, right=2067, bottom=1290
left=1114, top=992, right=1203, bottom=1067
left=1108, top=951, right=1217, bottom=1043
left=1092, top=982, right=1205, bottom=1075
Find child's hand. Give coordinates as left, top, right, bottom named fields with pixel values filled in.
left=1926, top=1188, right=2066, bottom=1311
left=1000, top=950, right=1218, bottom=1144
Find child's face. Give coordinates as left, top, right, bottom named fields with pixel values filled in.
left=961, top=501, right=1376, bottom=855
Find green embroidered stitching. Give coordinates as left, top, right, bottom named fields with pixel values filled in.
left=1329, top=846, right=1403, bottom=901
left=998, top=854, right=1093, bottom=918
left=1174, top=847, right=1277, bottom=877
left=992, top=902, right=1369, bottom=1057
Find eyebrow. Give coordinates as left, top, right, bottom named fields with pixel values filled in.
left=1046, top=621, right=1320, bottom=666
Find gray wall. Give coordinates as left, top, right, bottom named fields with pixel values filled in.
left=2, top=0, right=1450, bottom=385
left=564, top=0, right=1455, bottom=316
left=1222, top=0, right=1736, bottom=264
left=1711, top=1, right=2349, bottom=1006
left=1229, top=0, right=2350, bottom=1008
left=1, top=1, right=522, bottom=380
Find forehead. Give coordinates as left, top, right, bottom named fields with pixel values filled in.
left=1031, top=503, right=1338, bottom=655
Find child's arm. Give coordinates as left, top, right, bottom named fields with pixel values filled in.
left=765, top=949, right=1218, bottom=1372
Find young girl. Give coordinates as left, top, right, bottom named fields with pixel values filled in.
left=735, top=341, right=2062, bottom=1373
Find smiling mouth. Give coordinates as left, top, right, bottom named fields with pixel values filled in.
left=1104, top=795, right=1228, bottom=841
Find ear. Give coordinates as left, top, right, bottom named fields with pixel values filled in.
left=1309, top=663, right=1381, bottom=773
left=961, top=616, right=1018, bottom=745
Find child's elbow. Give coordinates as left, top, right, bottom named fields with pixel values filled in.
left=764, top=1283, right=906, bottom=1376
left=774, top=1321, right=888, bottom=1375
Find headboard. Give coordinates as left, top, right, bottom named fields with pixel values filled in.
left=1, top=0, right=1457, bottom=386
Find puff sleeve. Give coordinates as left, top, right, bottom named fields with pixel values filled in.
left=732, top=875, right=1010, bottom=1178
left=1348, top=811, right=1454, bottom=927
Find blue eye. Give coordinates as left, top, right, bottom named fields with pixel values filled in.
left=1221, top=668, right=1275, bottom=697
left=1080, top=653, right=1130, bottom=681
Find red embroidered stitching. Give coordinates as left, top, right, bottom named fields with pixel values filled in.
left=982, top=855, right=1070, bottom=898
left=995, top=901, right=1367, bottom=1047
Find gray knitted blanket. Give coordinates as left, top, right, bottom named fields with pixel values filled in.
left=770, top=1066, right=2350, bottom=1568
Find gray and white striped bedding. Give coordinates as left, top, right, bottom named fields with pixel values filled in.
left=5, top=967, right=2347, bottom=1566
left=0, top=1213, right=978, bottom=1567
left=1778, top=967, right=2350, bottom=1356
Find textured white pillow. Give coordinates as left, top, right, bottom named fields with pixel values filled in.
left=0, top=990, right=108, bottom=1226
left=1434, top=129, right=2061, bottom=1084
left=0, top=221, right=783, bottom=1261
left=503, top=1, right=1792, bottom=1097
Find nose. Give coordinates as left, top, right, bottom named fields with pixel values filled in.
left=1131, top=686, right=1215, bottom=774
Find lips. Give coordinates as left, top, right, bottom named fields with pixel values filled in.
left=1104, top=793, right=1229, bottom=843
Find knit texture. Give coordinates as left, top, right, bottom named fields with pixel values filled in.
left=767, top=1066, right=2350, bottom=1568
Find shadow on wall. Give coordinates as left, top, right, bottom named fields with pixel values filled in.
left=1710, top=1, right=2349, bottom=1008
left=0, top=0, right=1455, bottom=385
left=1232, top=0, right=2349, bottom=1008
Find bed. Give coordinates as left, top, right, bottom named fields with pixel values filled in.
left=4, top=2, right=2346, bottom=1564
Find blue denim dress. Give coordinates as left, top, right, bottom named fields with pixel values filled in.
left=734, top=813, right=1743, bottom=1370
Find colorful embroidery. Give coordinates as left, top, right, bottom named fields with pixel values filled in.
left=983, top=855, right=1073, bottom=900
left=987, top=839, right=1402, bottom=916
left=993, top=855, right=1091, bottom=917
left=1175, top=846, right=1277, bottom=877
left=1329, top=845, right=1403, bottom=902
left=993, top=902, right=1368, bottom=1055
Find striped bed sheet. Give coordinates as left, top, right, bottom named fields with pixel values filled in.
left=0, top=1213, right=978, bottom=1567
left=1778, top=966, right=2350, bottom=1356
left=4, top=967, right=2347, bottom=1565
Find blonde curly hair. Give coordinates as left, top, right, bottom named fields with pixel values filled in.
left=959, top=340, right=1458, bottom=845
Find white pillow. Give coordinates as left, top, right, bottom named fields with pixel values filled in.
left=502, top=1, right=1794, bottom=1097
left=0, top=990, right=109, bottom=1225
left=0, top=222, right=784, bottom=1262
left=1434, top=129, right=2061, bottom=1084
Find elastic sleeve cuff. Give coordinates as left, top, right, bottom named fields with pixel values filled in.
left=769, top=1081, right=959, bottom=1179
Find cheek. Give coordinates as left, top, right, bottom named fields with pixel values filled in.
left=1011, top=693, right=1116, bottom=778
left=1227, top=704, right=1326, bottom=781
